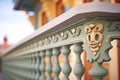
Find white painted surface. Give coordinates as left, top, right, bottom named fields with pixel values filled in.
left=109, top=40, right=118, bottom=80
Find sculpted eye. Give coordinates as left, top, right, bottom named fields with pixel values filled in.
left=95, top=34, right=99, bottom=41
left=88, top=35, right=91, bottom=41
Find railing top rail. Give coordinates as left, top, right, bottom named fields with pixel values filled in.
left=3, top=2, right=120, bottom=56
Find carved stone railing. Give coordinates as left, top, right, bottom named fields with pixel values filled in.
left=2, top=2, right=120, bottom=80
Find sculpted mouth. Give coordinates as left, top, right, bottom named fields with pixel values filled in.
left=89, top=42, right=99, bottom=48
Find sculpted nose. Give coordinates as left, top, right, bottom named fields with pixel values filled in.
left=91, top=33, right=96, bottom=43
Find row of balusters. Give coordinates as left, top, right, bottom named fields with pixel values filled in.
left=2, top=43, right=85, bottom=80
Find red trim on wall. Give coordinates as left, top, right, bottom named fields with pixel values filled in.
left=84, top=50, right=87, bottom=79
left=115, top=0, right=120, bottom=3
left=117, top=40, right=120, bottom=80
left=84, top=50, right=93, bottom=80
left=56, top=0, right=64, bottom=16
left=84, top=0, right=92, bottom=3
left=41, top=12, right=48, bottom=25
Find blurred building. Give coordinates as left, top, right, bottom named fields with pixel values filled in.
left=13, top=0, right=120, bottom=30
left=0, top=36, right=11, bottom=72
left=13, top=0, right=120, bottom=80
left=0, top=36, right=11, bottom=57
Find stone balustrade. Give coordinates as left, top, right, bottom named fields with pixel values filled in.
left=2, top=2, right=120, bottom=80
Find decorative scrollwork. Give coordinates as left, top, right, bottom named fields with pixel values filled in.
left=108, top=23, right=120, bottom=31
left=85, top=23, right=103, bottom=55
left=44, top=38, right=50, bottom=44
left=71, top=28, right=76, bottom=34
left=60, top=32, right=68, bottom=40
left=39, top=40, right=44, bottom=46
left=11, top=21, right=82, bottom=55
left=70, top=26, right=81, bottom=36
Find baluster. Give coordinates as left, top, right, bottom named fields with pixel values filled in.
left=40, top=51, right=46, bottom=80
left=31, top=53, right=35, bottom=80
left=52, top=48, right=61, bottom=80
left=28, top=54, right=31, bottom=80
left=33, top=54, right=36, bottom=80
left=46, top=49, right=52, bottom=80
left=89, top=62, right=108, bottom=80
left=61, top=45, right=71, bottom=80
left=25, top=55, right=28, bottom=80
left=29, top=54, right=33, bottom=80
left=73, top=43, right=84, bottom=80
left=35, top=53, right=40, bottom=80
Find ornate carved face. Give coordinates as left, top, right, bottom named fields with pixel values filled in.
left=85, top=23, right=103, bottom=55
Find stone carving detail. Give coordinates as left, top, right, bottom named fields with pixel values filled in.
left=108, top=23, right=120, bottom=31
left=85, top=23, right=103, bottom=55
left=11, top=23, right=82, bottom=54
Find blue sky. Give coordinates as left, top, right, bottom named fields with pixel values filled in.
left=0, top=0, right=34, bottom=44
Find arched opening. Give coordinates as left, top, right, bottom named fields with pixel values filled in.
left=56, top=0, right=64, bottom=16
left=42, top=12, right=48, bottom=25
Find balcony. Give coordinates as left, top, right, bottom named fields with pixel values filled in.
left=2, top=2, right=120, bottom=80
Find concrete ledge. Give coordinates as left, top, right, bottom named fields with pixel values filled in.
left=3, top=2, right=120, bottom=55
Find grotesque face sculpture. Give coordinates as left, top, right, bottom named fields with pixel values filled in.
left=85, top=23, right=103, bottom=55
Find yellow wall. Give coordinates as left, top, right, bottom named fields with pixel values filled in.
left=25, top=0, right=118, bottom=29
left=29, top=15, right=35, bottom=26
left=32, top=0, right=86, bottom=28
